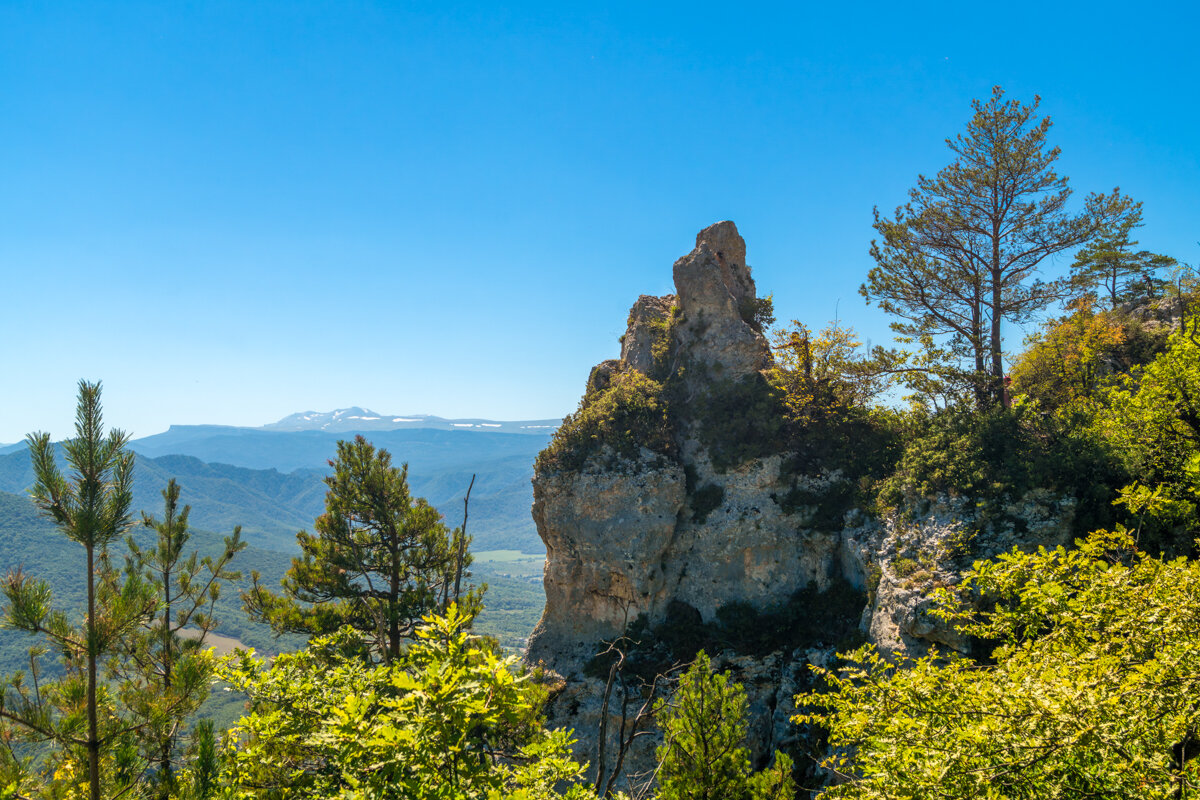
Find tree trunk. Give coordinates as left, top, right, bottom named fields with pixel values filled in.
left=990, top=226, right=1004, bottom=405
left=389, top=533, right=400, bottom=664
left=87, top=544, right=100, bottom=800
left=160, top=559, right=173, bottom=799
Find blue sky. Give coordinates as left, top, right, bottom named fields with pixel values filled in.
left=2, top=1, right=1197, bottom=442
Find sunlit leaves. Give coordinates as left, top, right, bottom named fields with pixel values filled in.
left=797, top=528, right=1200, bottom=798
left=218, top=605, right=589, bottom=800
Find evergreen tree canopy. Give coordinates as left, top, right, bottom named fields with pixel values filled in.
left=121, top=479, right=244, bottom=799
left=244, top=435, right=474, bottom=662
left=2, top=381, right=155, bottom=800
left=862, top=86, right=1135, bottom=406
left=655, top=651, right=794, bottom=800
left=1069, top=210, right=1177, bottom=310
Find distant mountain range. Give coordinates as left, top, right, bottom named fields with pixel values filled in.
left=261, top=407, right=560, bottom=435
left=0, top=410, right=556, bottom=554
left=0, top=410, right=555, bottom=656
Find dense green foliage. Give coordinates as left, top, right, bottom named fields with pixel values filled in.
left=689, top=374, right=788, bottom=472
left=217, top=605, right=589, bottom=800
left=1093, top=321, right=1200, bottom=554
left=797, top=528, right=1200, bottom=798
left=535, top=370, right=674, bottom=473
left=1009, top=298, right=1169, bottom=413
left=875, top=402, right=1127, bottom=537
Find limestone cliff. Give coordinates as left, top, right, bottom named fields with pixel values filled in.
left=524, top=222, right=1076, bottom=790
left=527, top=222, right=856, bottom=672
left=522, top=223, right=869, bottom=789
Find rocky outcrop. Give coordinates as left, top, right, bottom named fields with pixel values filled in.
left=620, top=295, right=675, bottom=377
left=525, top=222, right=866, bottom=790
left=527, top=223, right=847, bottom=671
left=852, top=491, right=1077, bottom=658
left=527, top=449, right=686, bottom=665
left=673, top=222, right=770, bottom=382
left=524, top=221, right=1078, bottom=791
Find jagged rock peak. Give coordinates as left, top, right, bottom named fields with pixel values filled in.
left=672, top=221, right=770, bottom=380
left=695, top=220, right=754, bottom=307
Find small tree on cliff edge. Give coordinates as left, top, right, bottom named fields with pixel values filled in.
left=862, top=85, right=1135, bottom=407
left=655, top=651, right=795, bottom=800
left=244, top=435, right=477, bottom=663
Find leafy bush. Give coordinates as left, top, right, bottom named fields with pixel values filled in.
left=1010, top=300, right=1169, bottom=412
left=796, top=528, right=1200, bottom=798
left=1094, top=319, right=1200, bottom=554
left=648, top=304, right=682, bottom=380
left=738, top=293, right=776, bottom=334
left=217, top=606, right=591, bottom=799
left=875, top=403, right=1127, bottom=536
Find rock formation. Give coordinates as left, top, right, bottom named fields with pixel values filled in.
left=525, top=222, right=1077, bottom=791
left=527, top=222, right=853, bottom=670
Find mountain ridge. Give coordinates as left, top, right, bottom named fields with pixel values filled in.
left=261, top=408, right=560, bottom=434
left=1, top=425, right=549, bottom=553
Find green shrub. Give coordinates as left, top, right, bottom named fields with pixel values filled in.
left=535, top=369, right=675, bottom=473
left=690, top=374, right=788, bottom=472
left=875, top=403, right=1127, bottom=536
left=738, top=293, right=776, bottom=333
left=648, top=305, right=682, bottom=380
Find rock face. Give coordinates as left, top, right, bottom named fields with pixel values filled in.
left=524, top=222, right=1078, bottom=792
left=620, top=295, right=675, bottom=376
left=527, top=222, right=846, bottom=669
left=525, top=222, right=866, bottom=789
left=529, top=450, right=686, bottom=662
left=673, top=222, right=770, bottom=382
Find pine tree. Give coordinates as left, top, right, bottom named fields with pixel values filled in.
left=244, top=435, right=476, bottom=663
left=862, top=86, right=1135, bottom=406
left=654, top=652, right=795, bottom=800
left=1069, top=210, right=1177, bottom=309
left=1, top=381, right=156, bottom=800
left=121, top=479, right=244, bottom=799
